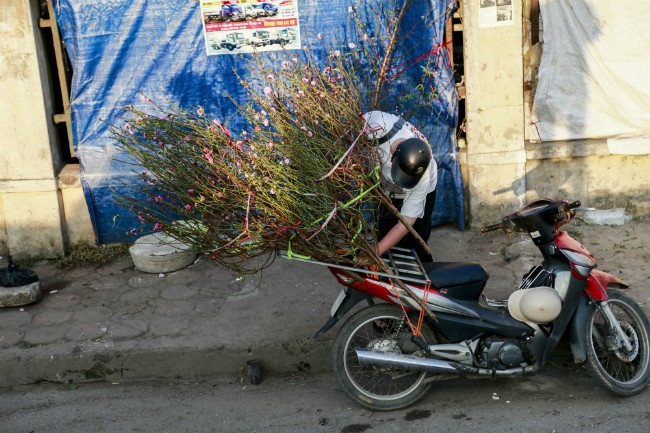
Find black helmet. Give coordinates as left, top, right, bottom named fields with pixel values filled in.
left=391, top=138, right=431, bottom=189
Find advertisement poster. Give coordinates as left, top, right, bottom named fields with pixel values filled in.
left=200, top=0, right=301, bottom=55
left=479, top=0, right=513, bottom=28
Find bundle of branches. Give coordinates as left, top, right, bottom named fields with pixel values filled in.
left=112, top=0, right=454, bottom=276
left=113, top=51, right=390, bottom=273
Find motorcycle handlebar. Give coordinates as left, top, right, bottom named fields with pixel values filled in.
left=481, top=200, right=581, bottom=234
left=480, top=221, right=505, bottom=233
left=560, top=200, right=581, bottom=213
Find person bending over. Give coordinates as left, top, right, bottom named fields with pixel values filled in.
left=362, top=111, right=438, bottom=263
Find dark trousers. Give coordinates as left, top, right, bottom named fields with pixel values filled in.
left=377, top=189, right=436, bottom=262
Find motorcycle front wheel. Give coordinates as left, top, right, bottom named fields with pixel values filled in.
left=584, top=290, right=650, bottom=396
left=332, top=304, right=438, bottom=411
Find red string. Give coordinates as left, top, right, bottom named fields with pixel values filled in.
left=273, top=220, right=302, bottom=239
left=385, top=40, right=453, bottom=82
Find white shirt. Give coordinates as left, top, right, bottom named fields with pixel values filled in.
left=363, top=111, right=438, bottom=219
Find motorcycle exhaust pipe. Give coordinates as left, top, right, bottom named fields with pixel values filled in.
left=355, top=349, right=538, bottom=377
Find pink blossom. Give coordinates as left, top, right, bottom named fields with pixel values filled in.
left=263, top=86, right=273, bottom=95
left=197, top=107, right=204, bottom=116
left=154, top=223, right=163, bottom=231
left=188, top=189, right=194, bottom=194
left=185, top=204, right=191, bottom=211
left=155, top=195, right=163, bottom=203
left=217, top=192, right=223, bottom=198
left=270, top=188, right=275, bottom=195
left=307, top=131, right=313, bottom=137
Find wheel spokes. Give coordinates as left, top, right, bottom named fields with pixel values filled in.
left=592, top=302, right=645, bottom=382
left=345, top=316, right=426, bottom=398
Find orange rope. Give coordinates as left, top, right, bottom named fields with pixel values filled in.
left=387, top=277, right=432, bottom=337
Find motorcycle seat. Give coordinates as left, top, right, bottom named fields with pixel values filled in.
left=423, top=261, right=488, bottom=290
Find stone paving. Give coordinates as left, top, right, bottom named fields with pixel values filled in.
left=1, top=219, right=650, bottom=387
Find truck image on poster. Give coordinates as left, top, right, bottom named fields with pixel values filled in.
left=200, top=0, right=301, bottom=55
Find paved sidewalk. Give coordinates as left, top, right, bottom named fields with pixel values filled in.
left=1, top=220, right=649, bottom=387
left=0, top=251, right=336, bottom=387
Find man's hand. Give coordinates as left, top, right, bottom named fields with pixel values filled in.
left=355, top=254, right=373, bottom=267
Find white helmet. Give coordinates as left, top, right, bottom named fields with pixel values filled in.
left=508, top=286, right=562, bottom=324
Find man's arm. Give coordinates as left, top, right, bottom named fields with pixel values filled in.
left=375, top=216, right=417, bottom=256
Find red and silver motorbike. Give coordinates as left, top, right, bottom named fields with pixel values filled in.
left=314, top=198, right=650, bottom=411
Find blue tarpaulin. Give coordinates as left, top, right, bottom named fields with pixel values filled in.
left=54, top=0, right=464, bottom=244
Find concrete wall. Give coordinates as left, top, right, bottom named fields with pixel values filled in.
left=462, top=0, right=526, bottom=226
left=2, top=0, right=650, bottom=258
left=525, top=141, right=650, bottom=216
left=0, top=0, right=69, bottom=258
left=59, top=165, right=96, bottom=247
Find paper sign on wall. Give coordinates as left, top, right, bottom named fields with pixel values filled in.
left=479, top=0, right=513, bottom=28
left=200, top=0, right=301, bottom=55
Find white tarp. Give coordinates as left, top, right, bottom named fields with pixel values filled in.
left=531, top=1, right=650, bottom=143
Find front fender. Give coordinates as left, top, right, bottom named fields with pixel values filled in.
left=585, top=269, right=628, bottom=301
left=567, top=275, right=630, bottom=364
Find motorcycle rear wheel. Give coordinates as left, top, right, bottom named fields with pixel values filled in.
left=584, top=290, right=650, bottom=396
left=332, top=303, right=438, bottom=411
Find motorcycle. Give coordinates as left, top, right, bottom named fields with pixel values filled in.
left=314, top=198, right=650, bottom=411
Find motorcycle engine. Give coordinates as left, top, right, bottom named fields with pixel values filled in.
left=478, top=337, right=523, bottom=369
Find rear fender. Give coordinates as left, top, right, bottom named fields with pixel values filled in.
left=313, top=289, right=371, bottom=338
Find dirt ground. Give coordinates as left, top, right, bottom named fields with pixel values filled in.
left=430, top=214, right=650, bottom=313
